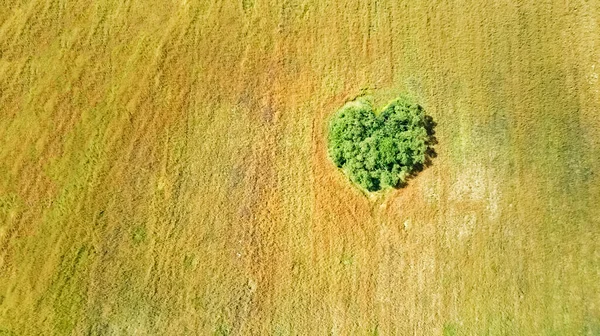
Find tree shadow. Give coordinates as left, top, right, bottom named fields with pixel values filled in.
left=396, top=111, right=438, bottom=189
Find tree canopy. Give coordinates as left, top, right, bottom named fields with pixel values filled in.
left=328, top=96, right=435, bottom=192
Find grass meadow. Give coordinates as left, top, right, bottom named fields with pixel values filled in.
left=1, top=0, right=599, bottom=334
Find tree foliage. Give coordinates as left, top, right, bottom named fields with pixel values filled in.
left=328, top=96, right=435, bottom=192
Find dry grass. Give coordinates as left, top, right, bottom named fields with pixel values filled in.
left=1, top=0, right=600, bottom=334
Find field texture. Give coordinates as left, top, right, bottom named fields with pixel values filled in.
left=1, top=0, right=600, bottom=334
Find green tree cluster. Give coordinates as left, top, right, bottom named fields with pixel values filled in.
left=328, top=96, right=434, bottom=192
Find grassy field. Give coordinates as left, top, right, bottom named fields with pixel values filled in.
left=1, top=0, right=600, bottom=334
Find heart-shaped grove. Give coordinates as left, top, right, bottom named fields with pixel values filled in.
left=328, top=96, right=436, bottom=192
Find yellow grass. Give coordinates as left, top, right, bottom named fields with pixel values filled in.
left=1, top=0, right=599, bottom=334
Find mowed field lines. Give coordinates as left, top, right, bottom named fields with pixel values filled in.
left=1, top=0, right=600, bottom=334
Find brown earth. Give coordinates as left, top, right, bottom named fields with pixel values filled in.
left=0, top=0, right=599, bottom=334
